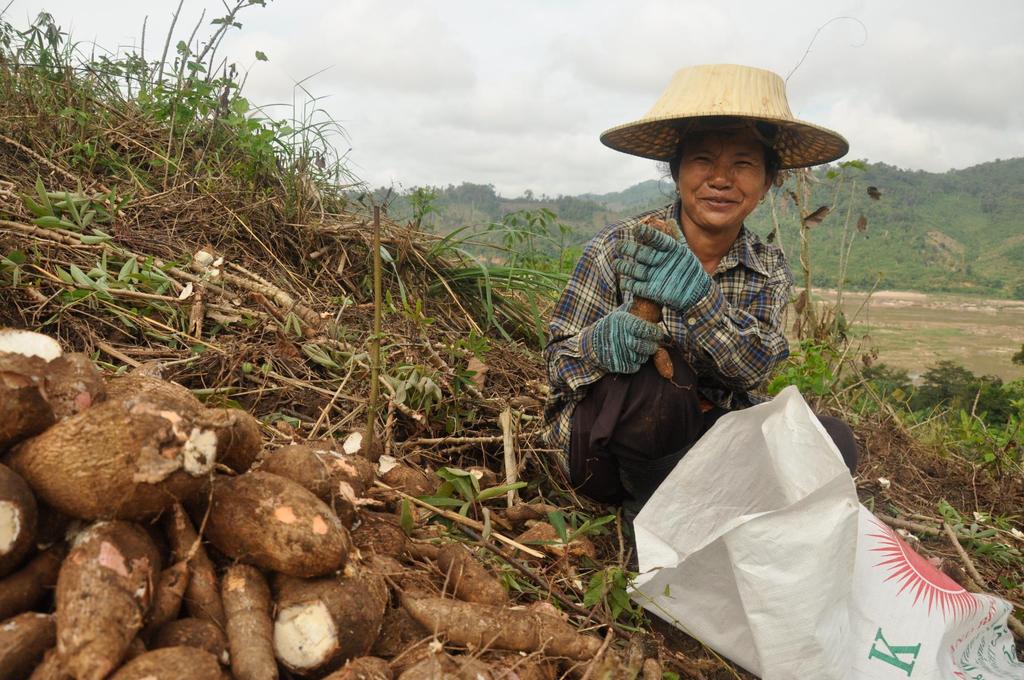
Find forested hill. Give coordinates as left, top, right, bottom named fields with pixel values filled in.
left=387, top=157, right=1024, bottom=298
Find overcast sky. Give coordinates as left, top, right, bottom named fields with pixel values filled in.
left=4, top=1, right=1023, bottom=196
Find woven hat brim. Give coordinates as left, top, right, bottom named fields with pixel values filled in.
left=600, top=113, right=849, bottom=169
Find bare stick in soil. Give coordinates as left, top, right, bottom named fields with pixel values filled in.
left=367, top=205, right=383, bottom=451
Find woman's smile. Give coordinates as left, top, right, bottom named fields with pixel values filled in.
left=676, top=129, right=771, bottom=237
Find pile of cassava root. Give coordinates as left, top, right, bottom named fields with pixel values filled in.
left=0, top=329, right=664, bottom=680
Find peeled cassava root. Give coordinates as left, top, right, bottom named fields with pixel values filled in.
left=206, top=471, right=351, bottom=577
left=0, top=462, right=38, bottom=578
left=629, top=216, right=680, bottom=380
left=222, top=564, right=278, bottom=680
left=272, top=570, right=388, bottom=676
left=401, top=596, right=603, bottom=660
left=55, top=521, right=160, bottom=680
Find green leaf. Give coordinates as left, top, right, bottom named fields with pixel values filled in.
left=437, top=466, right=474, bottom=480
left=117, top=257, right=137, bottom=282
left=22, top=195, right=50, bottom=218
left=32, top=215, right=79, bottom=231
left=583, top=571, right=606, bottom=607
left=301, top=343, right=341, bottom=370
left=416, top=496, right=466, bottom=509
left=35, top=177, right=54, bottom=216
left=69, top=264, right=94, bottom=288
left=55, top=266, right=74, bottom=284
left=64, top=193, right=83, bottom=225
left=80, top=233, right=111, bottom=245
left=476, top=482, right=527, bottom=502
left=547, top=510, right=569, bottom=543
left=450, top=477, right=476, bottom=502
left=481, top=506, right=492, bottom=540
left=399, top=499, right=415, bottom=535
left=609, top=586, right=631, bottom=613
left=254, top=50, right=268, bottom=62
left=570, top=514, right=616, bottom=540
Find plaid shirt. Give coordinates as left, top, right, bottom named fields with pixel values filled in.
left=542, top=201, right=793, bottom=472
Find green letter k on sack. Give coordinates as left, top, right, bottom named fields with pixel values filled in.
left=868, top=628, right=922, bottom=676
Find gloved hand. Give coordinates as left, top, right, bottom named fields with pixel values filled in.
left=615, top=222, right=712, bottom=311
left=581, top=307, right=663, bottom=374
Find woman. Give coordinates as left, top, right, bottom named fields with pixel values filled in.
left=543, top=64, right=858, bottom=517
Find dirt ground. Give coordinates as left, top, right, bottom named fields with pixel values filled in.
left=811, top=289, right=1024, bottom=382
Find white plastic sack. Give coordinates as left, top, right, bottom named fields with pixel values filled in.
left=632, top=386, right=1024, bottom=680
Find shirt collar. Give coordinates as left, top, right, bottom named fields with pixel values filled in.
left=670, top=201, right=770, bottom=277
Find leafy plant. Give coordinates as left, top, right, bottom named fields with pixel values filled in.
left=382, top=365, right=443, bottom=415
left=419, top=466, right=526, bottom=517
left=583, top=566, right=645, bottom=628
left=545, top=509, right=616, bottom=544
left=22, top=179, right=130, bottom=235
left=767, top=340, right=837, bottom=397
left=0, top=250, right=27, bottom=286
left=408, top=187, right=439, bottom=231
left=938, top=500, right=1024, bottom=567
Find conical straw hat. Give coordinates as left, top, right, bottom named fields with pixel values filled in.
left=600, top=64, right=848, bottom=169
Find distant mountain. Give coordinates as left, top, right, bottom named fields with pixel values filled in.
left=578, top=179, right=674, bottom=213
left=755, top=158, right=1024, bottom=297
left=382, top=157, right=1024, bottom=298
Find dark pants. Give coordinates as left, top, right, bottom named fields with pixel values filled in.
left=569, top=349, right=859, bottom=516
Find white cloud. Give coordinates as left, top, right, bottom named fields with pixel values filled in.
left=2, top=0, right=1022, bottom=195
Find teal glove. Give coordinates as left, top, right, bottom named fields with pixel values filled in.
left=616, top=223, right=712, bottom=311
left=581, top=307, right=663, bottom=374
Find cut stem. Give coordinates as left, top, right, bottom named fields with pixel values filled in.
left=366, top=205, right=383, bottom=450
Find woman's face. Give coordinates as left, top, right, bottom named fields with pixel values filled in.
left=675, top=129, right=771, bottom=237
